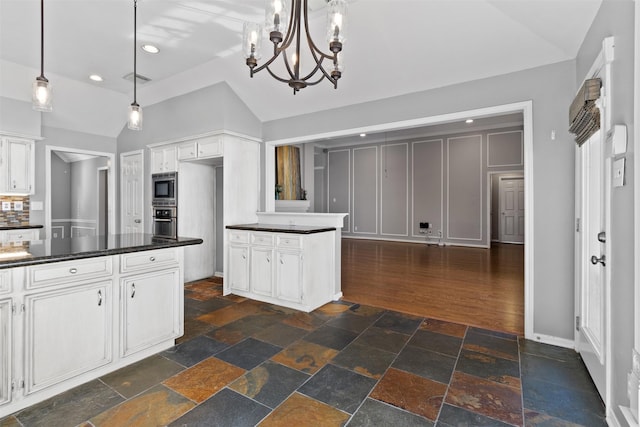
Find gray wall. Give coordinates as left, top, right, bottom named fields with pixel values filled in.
left=71, top=157, right=108, bottom=224
left=117, top=81, right=261, bottom=234
left=51, top=153, right=71, bottom=220
left=575, top=0, right=635, bottom=421
left=263, top=60, right=577, bottom=340
left=0, top=97, right=41, bottom=136
left=326, top=127, right=523, bottom=247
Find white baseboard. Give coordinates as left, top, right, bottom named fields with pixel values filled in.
left=333, top=292, right=343, bottom=301
left=619, top=406, right=637, bottom=427
left=342, top=235, right=489, bottom=249
left=214, top=271, right=224, bottom=278
left=524, top=332, right=575, bottom=350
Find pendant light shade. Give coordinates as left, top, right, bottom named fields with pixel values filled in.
left=32, top=0, right=52, bottom=112
left=127, top=0, right=142, bottom=131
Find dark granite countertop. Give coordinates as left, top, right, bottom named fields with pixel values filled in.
left=0, top=233, right=203, bottom=269
left=0, top=224, right=44, bottom=230
left=226, top=223, right=336, bottom=234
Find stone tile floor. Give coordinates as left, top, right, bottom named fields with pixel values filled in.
left=1, top=277, right=606, bottom=426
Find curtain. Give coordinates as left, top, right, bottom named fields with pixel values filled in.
left=569, top=78, right=602, bottom=146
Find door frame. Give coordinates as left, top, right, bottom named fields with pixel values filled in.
left=486, top=170, right=524, bottom=246
left=45, top=146, right=116, bottom=239
left=119, top=149, right=145, bottom=234
left=96, top=166, right=109, bottom=236
left=264, top=100, right=535, bottom=338
left=573, top=36, right=614, bottom=412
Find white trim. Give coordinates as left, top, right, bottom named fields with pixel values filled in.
left=70, top=225, right=96, bottom=237
left=0, top=131, right=44, bottom=141
left=446, top=134, right=483, bottom=242
left=50, top=225, right=64, bottom=239
left=264, top=100, right=534, bottom=342
left=411, top=139, right=444, bottom=239
left=45, top=146, right=116, bottom=240
left=147, top=129, right=261, bottom=148
left=96, top=166, right=109, bottom=236
left=343, top=235, right=489, bottom=249
left=487, top=130, right=524, bottom=167
left=326, top=149, right=351, bottom=232
left=380, top=142, right=409, bottom=237
left=352, top=146, right=378, bottom=235
left=528, top=332, right=575, bottom=350
left=51, top=219, right=97, bottom=224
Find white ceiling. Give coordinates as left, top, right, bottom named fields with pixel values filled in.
left=0, top=0, right=602, bottom=137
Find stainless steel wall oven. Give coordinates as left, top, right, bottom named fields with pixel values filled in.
left=152, top=206, right=177, bottom=239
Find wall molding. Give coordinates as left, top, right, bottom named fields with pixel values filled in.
left=352, top=146, right=378, bottom=235
left=411, top=139, right=444, bottom=239
left=380, top=143, right=409, bottom=237
left=487, top=130, right=524, bottom=167
left=327, top=149, right=351, bottom=232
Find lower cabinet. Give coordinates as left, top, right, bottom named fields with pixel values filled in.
left=228, top=245, right=249, bottom=292
left=120, top=268, right=181, bottom=357
left=24, top=281, right=112, bottom=394
left=226, top=229, right=334, bottom=312
left=0, top=298, right=11, bottom=407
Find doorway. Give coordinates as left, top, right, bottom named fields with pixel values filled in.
left=45, top=146, right=116, bottom=239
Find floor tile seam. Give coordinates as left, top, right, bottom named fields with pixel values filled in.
left=517, top=335, right=526, bottom=427
left=520, top=375, right=601, bottom=396
left=218, top=386, right=273, bottom=424
left=437, top=325, right=469, bottom=424
left=405, top=341, right=462, bottom=360
left=268, top=386, right=353, bottom=421
left=97, top=377, right=129, bottom=402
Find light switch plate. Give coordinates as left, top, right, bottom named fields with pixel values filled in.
left=1, top=202, right=10, bottom=211
left=613, top=157, right=625, bottom=187
left=13, top=201, right=23, bottom=211
left=31, top=201, right=44, bottom=211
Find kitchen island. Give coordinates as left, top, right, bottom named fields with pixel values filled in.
left=0, top=233, right=202, bottom=418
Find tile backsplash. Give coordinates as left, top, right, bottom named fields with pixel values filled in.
left=0, top=196, right=30, bottom=225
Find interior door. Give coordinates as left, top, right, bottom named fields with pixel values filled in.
left=120, top=151, right=144, bottom=234
left=576, top=129, right=609, bottom=401
left=499, top=176, right=524, bottom=244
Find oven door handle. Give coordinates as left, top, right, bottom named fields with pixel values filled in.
left=153, top=218, right=173, bottom=222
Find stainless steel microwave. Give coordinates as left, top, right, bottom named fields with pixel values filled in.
left=152, top=172, right=177, bottom=206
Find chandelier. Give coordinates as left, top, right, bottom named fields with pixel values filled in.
left=32, top=0, right=52, bottom=112
left=243, top=0, right=347, bottom=94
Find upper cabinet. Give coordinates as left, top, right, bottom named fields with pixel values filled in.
left=150, top=145, right=177, bottom=174
left=177, top=135, right=223, bottom=161
left=0, top=136, right=35, bottom=195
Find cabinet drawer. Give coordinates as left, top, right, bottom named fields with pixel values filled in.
left=229, top=231, right=249, bottom=244
left=121, top=248, right=178, bottom=273
left=1, top=229, right=39, bottom=243
left=27, top=257, right=113, bottom=289
left=177, top=141, right=197, bottom=160
left=277, top=235, right=301, bottom=249
left=251, top=233, right=274, bottom=246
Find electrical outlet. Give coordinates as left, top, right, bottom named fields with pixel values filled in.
left=13, top=201, right=23, bottom=211
left=1, top=202, right=10, bottom=211
left=419, top=222, right=430, bottom=229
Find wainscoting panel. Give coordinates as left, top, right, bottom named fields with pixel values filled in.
left=327, top=149, right=351, bottom=232
left=447, top=135, right=482, bottom=241
left=352, top=146, right=378, bottom=234
left=380, top=143, right=408, bottom=236
left=487, top=130, right=523, bottom=167
left=411, top=139, right=443, bottom=238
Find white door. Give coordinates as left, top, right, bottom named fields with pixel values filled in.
left=576, top=129, right=609, bottom=401
left=7, top=138, right=32, bottom=193
left=499, top=176, right=525, bottom=244
left=120, top=150, right=144, bottom=234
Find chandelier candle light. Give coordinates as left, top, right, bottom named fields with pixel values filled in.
left=32, top=0, right=52, bottom=112
left=243, top=0, right=347, bottom=94
left=128, top=0, right=142, bottom=130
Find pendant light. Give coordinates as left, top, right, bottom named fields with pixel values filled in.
left=32, top=0, right=52, bottom=112
left=127, top=0, right=142, bottom=130
left=243, top=0, right=348, bottom=94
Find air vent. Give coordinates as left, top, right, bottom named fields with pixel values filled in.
left=122, top=72, right=152, bottom=84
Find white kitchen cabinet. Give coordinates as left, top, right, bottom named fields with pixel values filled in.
left=0, top=136, right=35, bottom=195
left=228, top=244, right=249, bottom=292
left=0, top=270, right=11, bottom=295
left=120, top=268, right=181, bottom=357
left=151, top=145, right=177, bottom=173
left=0, top=298, right=11, bottom=407
left=226, top=228, right=335, bottom=312
left=177, top=135, right=223, bottom=161
left=24, top=281, right=112, bottom=394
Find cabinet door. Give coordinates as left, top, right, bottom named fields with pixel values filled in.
left=163, top=147, right=177, bottom=172
left=5, top=138, right=33, bottom=194
left=151, top=148, right=165, bottom=173
left=250, top=247, right=273, bottom=297
left=24, top=281, right=112, bottom=394
left=121, top=268, right=181, bottom=357
left=229, top=245, right=249, bottom=292
left=276, top=251, right=303, bottom=303
left=197, top=137, right=222, bottom=158
left=177, top=142, right=197, bottom=161
left=0, top=299, right=11, bottom=407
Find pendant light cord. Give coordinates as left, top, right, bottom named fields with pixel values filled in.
left=40, top=0, right=44, bottom=78
left=133, top=0, right=137, bottom=104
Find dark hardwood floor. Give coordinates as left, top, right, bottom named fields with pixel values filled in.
left=341, top=239, right=524, bottom=335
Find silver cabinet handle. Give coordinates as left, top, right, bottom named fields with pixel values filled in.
left=98, top=290, right=103, bottom=306
left=131, top=284, right=136, bottom=298
left=69, top=268, right=77, bottom=274
left=149, top=256, right=156, bottom=262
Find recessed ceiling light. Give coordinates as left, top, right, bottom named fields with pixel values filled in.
left=465, top=119, right=474, bottom=124
left=89, top=74, right=103, bottom=82
left=360, top=133, right=366, bottom=137
left=141, top=44, right=159, bottom=54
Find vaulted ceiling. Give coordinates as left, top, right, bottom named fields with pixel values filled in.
left=0, top=0, right=602, bottom=137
